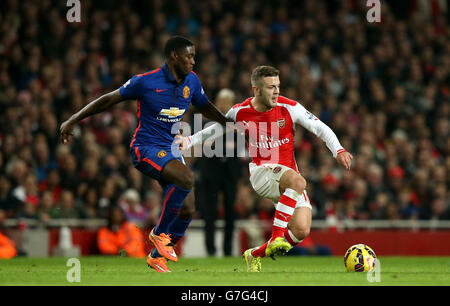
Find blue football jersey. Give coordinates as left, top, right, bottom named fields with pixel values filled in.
left=119, top=62, right=209, bottom=148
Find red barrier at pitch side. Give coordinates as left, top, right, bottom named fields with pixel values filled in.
left=48, top=228, right=450, bottom=256
left=309, top=230, right=450, bottom=256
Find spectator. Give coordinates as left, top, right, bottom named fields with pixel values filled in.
left=36, top=190, right=55, bottom=222
left=397, top=188, right=419, bottom=220
left=97, top=178, right=118, bottom=218
left=59, top=153, right=80, bottom=192
left=51, top=190, right=80, bottom=219
left=369, top=192, right=391, bottom=220
left=119, top=188, right=148, bottom=224
left=366, top=163, right=388, bottom=203
left=0, top=232, right=17, bottom=259
left=141, top=191, right=162, bottom=230
left=78, top=188, right=99, bottom=219
left=313, top=173, right=340, bottom=218
left=429, top=198, right=450, bottom=221
left=38, top=169, right=62, bottom=203
left=97, top=206, right=146, bottom=258
left=33, top=135, right=57, bottom=182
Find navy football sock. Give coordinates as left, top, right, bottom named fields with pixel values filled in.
left=168, top=216, right=192, bottom=245
left=151, top=248, right=161, bottom=258
left=154, top=184, right=191, bottom=236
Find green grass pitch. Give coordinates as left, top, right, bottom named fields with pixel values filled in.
left=0, top=256, right=449, bottom=286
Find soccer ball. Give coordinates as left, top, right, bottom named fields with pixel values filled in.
left=344, top=244, right=377, bottom=272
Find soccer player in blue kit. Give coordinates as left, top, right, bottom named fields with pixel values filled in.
left=60, top=36, right=230, bottom=272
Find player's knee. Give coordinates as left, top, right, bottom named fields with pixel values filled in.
left=289, top=175, right=306, bottom=194
left=178, top=170, right=195, bottom=190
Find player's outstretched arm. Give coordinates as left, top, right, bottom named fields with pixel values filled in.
left=197, top=100, right=231, bottom=126
left=175, top=101, right=230, bottom=151
left=176, top=100, right=250, bottom=151
left=198, top=100, right=249, bottom=141
left=290, top=102, right=353, bottom=170
left=60, top=89, right=124, bottom=144
left=174, top=120, right=226, bottom=151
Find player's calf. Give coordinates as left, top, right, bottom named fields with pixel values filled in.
left=288, top=224, right=310, bottom=243
left=270, top=171, right=307, bottom=241
left=283, top=227, right=307, bottom=246
left=285, top=206, right=312, bottom=245
left=178, top=190, right=195, bottom=220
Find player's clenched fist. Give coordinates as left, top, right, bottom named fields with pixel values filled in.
left=60, top=120, right=75, bottom=144
left=174, top=134, right=189, bottom=151
left=336, top=151, right=353, bottom=170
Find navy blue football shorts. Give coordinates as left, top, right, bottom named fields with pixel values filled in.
left=130, top=144, right=183, bottom=182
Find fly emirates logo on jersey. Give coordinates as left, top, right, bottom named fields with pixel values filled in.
left=249, top=134, right=290, bottom=149
left=245, top=121, right=291, bottom=160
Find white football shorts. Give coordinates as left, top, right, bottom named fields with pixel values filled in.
left=249, top=163, right=312, bottom=209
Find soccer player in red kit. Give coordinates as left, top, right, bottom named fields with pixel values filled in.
left=177, top=66, right=353, bottom=271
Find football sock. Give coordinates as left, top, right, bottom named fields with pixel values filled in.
left=151, top=248, right=161, bottom=258
left=296, top=191, right=311, bottom=209
left=251, top=241, right=268, bottom=258
left=168, top=216, right=192, bottom=245
left=252, top=191, right=309, bottom=258
left=283, top=227, right=303, bottom=246
left=271, top=188, right=299, bottom=240
left=154, top=184, right=191, bottom=236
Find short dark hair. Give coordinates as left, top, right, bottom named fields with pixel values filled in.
left=164, top=36, right=194, bottom=58
left=251, top=65, right=280, bottom=87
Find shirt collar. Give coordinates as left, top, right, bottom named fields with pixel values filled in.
left=162, top=62, right=187, bottom=85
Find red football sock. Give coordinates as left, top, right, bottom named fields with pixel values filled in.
left=251, top=227, right=303, bottom=259
left=283, top=227, right=301, bottom=246
left=271, top=188, right=298, bottom=241
left=251, top=241, right=268, bottom=258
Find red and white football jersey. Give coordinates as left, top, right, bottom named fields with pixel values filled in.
left=226, top=96, right=345, bottom=171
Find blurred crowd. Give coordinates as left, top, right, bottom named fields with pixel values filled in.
left=0, top=0, right=449, bottom=230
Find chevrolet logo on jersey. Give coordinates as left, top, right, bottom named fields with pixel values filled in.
left=159, top=107, right=186, bottom=118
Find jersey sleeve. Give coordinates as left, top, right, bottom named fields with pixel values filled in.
left=190, top=74, right=209, bottom=107
left=186, top=107, right=237, bottom=149
left=289, top=102, right=346, bottom=158
left=119, top=75, right=142, bottom=100
left=225, top=107, right=238, bottom=121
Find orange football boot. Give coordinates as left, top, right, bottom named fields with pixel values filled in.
left=148, top=228, right=178, bottom=262
left=147, top=255, right=171, bottom=273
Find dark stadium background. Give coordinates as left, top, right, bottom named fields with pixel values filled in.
left=0, top=0, right=449, bottom=257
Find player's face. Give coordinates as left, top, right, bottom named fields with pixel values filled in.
left=258, top=76, right=280, bottom=109
left=173, top=46, right=196, bottom=77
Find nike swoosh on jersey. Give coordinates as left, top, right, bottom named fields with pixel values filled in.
left=156, top=88, right=167, bottom=92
